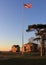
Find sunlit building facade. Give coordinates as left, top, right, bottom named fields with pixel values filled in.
left=11, top=45, right=20, bottom=52
left=22, top=42, right=38, bottom=53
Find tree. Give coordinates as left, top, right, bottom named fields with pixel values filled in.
left=26, top=24, right=46, bottom=56
left=28, top=37, right=34, bottom=43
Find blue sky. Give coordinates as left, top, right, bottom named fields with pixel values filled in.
left=0, top=0, right=46, bottom=51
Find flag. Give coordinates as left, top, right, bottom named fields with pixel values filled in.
left=24, top=3, right=32, bottom=8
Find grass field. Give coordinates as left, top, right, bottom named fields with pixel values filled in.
left=0, top=52, right=46, bottom=65
left=0, top=56, right=46, bottom=65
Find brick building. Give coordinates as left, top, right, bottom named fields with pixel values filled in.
left=11, top=45, right=20, bottom=52
left=22, top=42, right=38, bottom=53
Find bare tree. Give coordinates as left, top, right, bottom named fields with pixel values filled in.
left=28, top=37, right=34, bottom=43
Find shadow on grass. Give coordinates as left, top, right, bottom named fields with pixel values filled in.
left=0, top=52, right=46, bottom=65
left=0, top=57, right=46, bottom=65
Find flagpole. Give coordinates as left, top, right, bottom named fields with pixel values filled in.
left=22, top=20, right=24, bottom=55
left=22, top=3, right=24, bottom=55
left=22, top=3, right=32, bottom=55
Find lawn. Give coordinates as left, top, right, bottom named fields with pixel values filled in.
left=0, top=56, right=46, bottom=65
left=0, top=52, right=46, bottom=65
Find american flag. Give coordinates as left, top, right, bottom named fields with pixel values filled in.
left=24, top=3, right=32, bottom=8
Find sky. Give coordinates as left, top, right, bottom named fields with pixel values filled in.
left=0, top=0, right=46, bottom=51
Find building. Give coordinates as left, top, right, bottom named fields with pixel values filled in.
left=11, top=45, right=20, bottom=52
left=22, top=42, right=38, bottom=53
